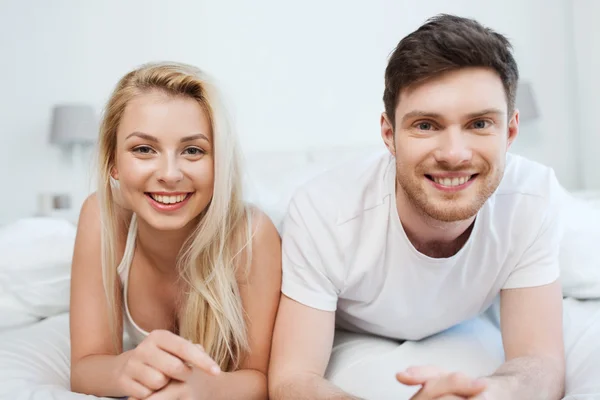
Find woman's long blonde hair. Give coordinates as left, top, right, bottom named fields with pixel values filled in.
left=97, top=62, right=252, bottom=371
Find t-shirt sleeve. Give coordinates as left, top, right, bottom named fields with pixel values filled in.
left=502, top=184, right=565, bottom=290
left=280, top=190, right=340, bottom=311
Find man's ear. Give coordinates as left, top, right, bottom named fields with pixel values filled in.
left=381, top=113, right=396, bottom=156
left=507, top=109, right=520, bottom=149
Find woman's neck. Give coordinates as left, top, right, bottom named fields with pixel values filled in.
left=135, top=217, right=197, bottom=276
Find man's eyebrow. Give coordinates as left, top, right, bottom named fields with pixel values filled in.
left=465, top=108, right=505, bottom=119
left=401, top=108, right=505, bottom=123
left=401, top=110, right=445, bottom=124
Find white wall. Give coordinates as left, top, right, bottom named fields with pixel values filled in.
left=0, top=0, right=582, bottom=225
left=572, top=0, right=600, bottom=190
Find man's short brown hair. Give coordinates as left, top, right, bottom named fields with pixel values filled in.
left=383, top=14, right=519, bottom=127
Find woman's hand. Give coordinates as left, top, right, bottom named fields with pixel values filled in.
left=136, top=378, right=200, bottom=400
left=116, top=329, right=220, bottom=399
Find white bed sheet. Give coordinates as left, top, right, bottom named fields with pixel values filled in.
left=0, top=306, right=40, bottom=332
left=0, top=313, right=108, bottom=400
left=1, top=299, right=600, bottom=399
left=0, top=190, right=597, bottom=399
left=326, top=298, right=600, bottom=400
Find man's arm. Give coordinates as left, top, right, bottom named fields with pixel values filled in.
left=268, top=295, right=362, bottom=400
left=395, top=281, right=565, bottom=400
left=484, top=280, right=565, bottom=399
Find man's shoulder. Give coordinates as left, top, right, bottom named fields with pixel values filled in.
left=495, top=153, right=563, bottom=201
left=290, top=149, right=395, bottom=224
left=489, top=153, right=567, bottom=230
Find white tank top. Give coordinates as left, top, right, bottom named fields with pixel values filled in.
left=116, top=213, right=149, bottom=347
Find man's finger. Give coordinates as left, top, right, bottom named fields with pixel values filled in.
left=150, top=330, right=221, bottom=376
left=411, top=372, right=487, bottom=399
left=396, top=365, right=447, bottom=385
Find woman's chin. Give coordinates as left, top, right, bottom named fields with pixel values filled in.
left=137, top=212, right=198, bottom=232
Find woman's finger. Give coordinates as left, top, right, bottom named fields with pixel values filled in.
left=129, top=361, right=170, bottom=390
left=121, top=377, right=153, bottom=399
left=144, top=346, right=194, bottom=382
left=145, top=380, right=185, bottom=400
left=147, top=330, right=221, bottom=376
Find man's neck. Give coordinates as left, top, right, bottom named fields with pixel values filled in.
left=395, top=189, right=476, bottom=258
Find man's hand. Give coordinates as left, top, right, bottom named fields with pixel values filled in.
left=396, top=366, right=488, bottom=400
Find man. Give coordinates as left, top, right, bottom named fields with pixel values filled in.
left=268, top=14, right=566, bottom=400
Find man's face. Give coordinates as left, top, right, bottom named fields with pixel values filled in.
left=381, top=67, right=519, bottom=222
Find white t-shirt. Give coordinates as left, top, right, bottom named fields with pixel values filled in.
left=280, top=150, right=564, bottom=341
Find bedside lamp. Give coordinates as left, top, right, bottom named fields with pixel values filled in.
left=42, top=104, right=98, bottom=221
left=49, top=104, right=98, bottom=150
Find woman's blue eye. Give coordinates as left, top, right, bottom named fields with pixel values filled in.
left=185, top=147, right=204, bottom=155
left=134, top=146, right=153, bottom=154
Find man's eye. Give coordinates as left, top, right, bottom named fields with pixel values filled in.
left=417, top=122, right=433, bottom=130
left=472, top=120, right=490, bottom=129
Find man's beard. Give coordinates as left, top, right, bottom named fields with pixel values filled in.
left=396, top=161, right=504, bottom=223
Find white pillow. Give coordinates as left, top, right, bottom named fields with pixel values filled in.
left=560, top=191, right=600, bottom=299
left=244, top=146, right=383, bottom=230
left=0, top=217, right=76, bottom=320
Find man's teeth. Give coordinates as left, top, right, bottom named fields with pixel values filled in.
left=433, top=176, right=471, bottom=187
left=150, top=194, right=188, bottom=204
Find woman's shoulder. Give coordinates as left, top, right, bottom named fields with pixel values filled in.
left=245, top=203, right=280, bottom=245
left=78, top=192, right=132, bottom=247
left=234, top=203, right=281, bottom=280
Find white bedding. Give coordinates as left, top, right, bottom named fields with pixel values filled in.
left=0, top=187, right=598, bottom=400
left=326, top=298, right=600, bottom=399
left=1, top=300, right=600, bottom=399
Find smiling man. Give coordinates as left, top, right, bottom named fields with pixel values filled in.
left=269, top=14, right=566, bottom=400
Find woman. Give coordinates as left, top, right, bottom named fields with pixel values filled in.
left=69, top=62, right=281, bottom=400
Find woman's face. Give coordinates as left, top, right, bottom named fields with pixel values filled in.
left=112, top=90, right=215, bottom=231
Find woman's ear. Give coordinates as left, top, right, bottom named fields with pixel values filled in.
left=110, top=166, right=119, bottom=180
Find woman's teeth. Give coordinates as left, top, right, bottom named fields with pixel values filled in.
left=433, top=176, right=471, bottom=187
left=150, top=194, right=188, bottom=204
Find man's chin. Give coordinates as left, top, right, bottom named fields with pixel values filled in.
left=426, top=208, right=478, bottom=223
left=418, top=198, right=481, bottom=222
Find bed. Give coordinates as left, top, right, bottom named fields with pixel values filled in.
left=1, top=150, right=599, bottom=399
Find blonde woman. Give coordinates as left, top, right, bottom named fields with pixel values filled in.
left=69, top=62, right=281, bottom=400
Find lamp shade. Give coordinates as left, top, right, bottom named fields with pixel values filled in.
left=49, top=104, right=98, bottom=145
left=515, top=82, right=540, bottom=123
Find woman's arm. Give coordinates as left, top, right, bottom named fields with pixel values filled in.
left=69, top=193, right=131, bottom=397
left=189, top=209, right=282, bottom=400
